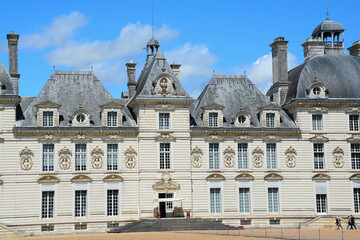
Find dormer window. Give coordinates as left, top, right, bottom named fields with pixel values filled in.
left=238, top=115, right=246, bottom=124
left=107, top=112, right=118, bottom=127
left=99, top=101, right=123, bottom=127
left=76, top=114, right=85, bottom=123
left=266, top=113, right=275, bottom=128
left=313, top=87, right=321, bottom=96
left=209, top=112, right=218, bottom=127
left=306, top=78, right=327, bottom=99
left=34, top=100, right=61, bottom=127
left=43, top=111, right=54, bottom=127
left=233, top=108, right=251, bottom=127
left=71, top=107, right=91, bottom=127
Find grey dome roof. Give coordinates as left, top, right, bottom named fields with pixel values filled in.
left=312, top=18, right=344, bottom=36
left=285, top=54, right=360, bottom=103
left=0, top=62, right=15, bottom=95
left=146, top=37, right=160, bottom=47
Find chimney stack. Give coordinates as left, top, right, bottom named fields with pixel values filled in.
left=170, top=63, right=181, bottom=80
left=269, top=37, right=289, bottom=105
left=7, top=32, right=20, bottom=95
left=126, top=60, right=137, bottom=99
left=302, top=37, right=325, bottom=61
left=348, top=40, right=360, bottom=58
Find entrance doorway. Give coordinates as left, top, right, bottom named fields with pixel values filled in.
left=158, top=193, right=173, bottom=218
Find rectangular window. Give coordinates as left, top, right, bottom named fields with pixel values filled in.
left=239, top=188, right=250, bottom=213
left=165, top=193, right=173, bottom=212
left=238, top=143, right=248, bottom=169
left=316, top=194, right=327, bottom=213
left=210, top=188, right=221, bottom=213
left=107, top=189, right=119, bottom=216
left=75, top=190, right=87, bottom=217
left=75, top=224, right=87, bottom=230
left=43, top=111, right=54, bottom=127
left=266, top=113, right=275, bottom=128
left=42, top=191, right=54, bottom=219
left=209, top=112, right=218, bottom=127
left=314, top=143, right=325, bottom=169
left=209, top=143, right=220, bottom=169
left=75, top=144, right=87, bottom=171
left=107, top=112, right=118, bottom=127
left=159, top=113, right=170, bottom=130
left=351, top=143, right=360, bottom=169
left=350, top=115, right=360, bottom=131
left=160, top=143, right=171, bottom=169
left=42, top=144, right=54, bottom=172
left=107, top=144, right=118, bottom=171
left=354, top=188, right=360, bottom=213
left=312, top=115, right=323, bottom=131
left=266, top=143, right=277, bottom=169
left=268, top=188, right=279, bottom=213
left=41, top=225, right=54, bottom=231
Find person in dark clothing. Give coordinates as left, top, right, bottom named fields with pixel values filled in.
left=351, top=215, right=357, bottom=230
left=347, top=216, right=351, bottom=229
left=336, top=218, right=343, bottom=230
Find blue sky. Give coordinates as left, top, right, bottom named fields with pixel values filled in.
left=0, top=0, right=358, bottom=98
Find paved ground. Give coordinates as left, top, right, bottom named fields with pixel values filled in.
left=6, top=229, right=360, bottom=240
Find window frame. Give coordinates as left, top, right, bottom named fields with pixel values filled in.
left=42, top=144, right=55, bottom=172
left=107, top=144, right=118, bottom=171
left=209, top=143, right=220, bottom=169
left=238, top=143, right=248, bottom=169
left=107, top=111, right=118, bottom=127
left=349, top=115, right=360, bottom=132
left=107, top=189, right=119, bottom=216
left=266, top=113, right=275, bottom=128
left=42, top=111, right=54, bottom=127
left=75, top=144, right=87, bottom=171
left=74, top=190, right=87, bottom=217
left=239, top=187, right=250, bottom=213
left=314, top=143, right=325, bottom=170
left=208, top=112, right=219, bottom=127
left=316, top=194, right=327, bottom=214
left=159, top=143, right=171, bottom=169
left=351, top=143, right=360, bottom=170
left=42, top=191, right=54, bottom=219
left=210, top=188, right=221, bottom=214
left=312, top=114, right=323, bottom=131
left=266, top=143, right=277, bottom=169
left=354, top=188, right=360, bottom=213
left=268, top=187, right=279, bottom=213
left=159, top=112, right=170, bottom=130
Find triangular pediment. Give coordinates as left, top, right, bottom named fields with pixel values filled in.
left=34, top=100, right=61, bottom=109
left=152, top=180, right=180, bottom=191
left=201, top=102, right=225, bottom=110
left=99, top=101, right=123, bottom=109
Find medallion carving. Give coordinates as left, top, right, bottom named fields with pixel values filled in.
left=285, top=146, right=297, bottom=168
left=332, top=146, right=344, bottom=168
left=223, top=146, right=235, bottom=168
left=58, top=147, right=72, bottom=170
left=191, top=146, right=203, bottom=168
left=252, top=146, right=264, bottom=168
left=91, top=146, right=104, bottom=169
left=124, top=146, right=137, bottom=169
left=19, top=147, right=34, bottom=171
left=152, top=76, right=176, bottom=96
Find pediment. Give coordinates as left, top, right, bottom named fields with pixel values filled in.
left=350, top=174, right=360, bottom=181
left=152, top=180, right=180, bottom=191
left=309, top=134, right=329, bottom=142
left=0, top=179, right=3, bottom=185
left=262, top=135, right=282, bottom=142
left=38, top=134, right=61, bottom=142
left=205, top=135, right=224, bottom=142
left=102, top=135, right=124, bottom=142
left=34, top=100, right=61, bottom=109
left=154, top=104, right=175, bottom=111
left=99, top=101, right=123, bottom=109
left=308, top=107, right=328, bottom=113
left=71, top=175, right=92, bottom=182
left=258, top=103, right=280, bottom=111
left=206, top=173, right=225, bottom=181
left=201, top=102, right=225, bottom=111
left=155, top=133, right=176, bottom=141
left=38, top=175, right=60, bottom=183
left=234, top=135, right=253, bottom=142
left=103, top=174, right=124, bottom=182
left=71, top=135, right=92, bottom=142
left=235, top=173, right=254, bottom=181
left=345, top=107, right=360, bottom=114
left=70, top=108, right=90, bottom=119
left=312, top=173, right=330, bottom=181
left=264, top=173, right=283, bottom=180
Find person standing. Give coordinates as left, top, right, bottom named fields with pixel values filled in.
left=347, top=216, right=351, bottom=230
left=351, top=215, right=357, bottom=230
left=337, top=218, right=343, bottom=230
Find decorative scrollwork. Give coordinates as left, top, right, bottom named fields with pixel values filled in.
left=332, top=146, right=344, bottom=168
left=223, top=146, right=235, bottom=168
left=252, top=146, right=264, bottom=168
left=285, top=146, right=297, bottom=168
left=191, top=146, right=203, bottom=168
left=58, top=147, right=72, bottom=170
left=91, top=146, right=104, bottom=169
left=124, top=146, right=137, bottom=169
left=19, top=147, right=34, bottom=170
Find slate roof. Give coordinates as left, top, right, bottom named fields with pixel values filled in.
left=285, top=54, right=360, bottom=103
left=312, top=18, right=344, bottom=36
left=191, top=75, right=296, bottom=128
left=19, top=71, right=134, bottom=127
left=0, top=62, right=15, bottom=95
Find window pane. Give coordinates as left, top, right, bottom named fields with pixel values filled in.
left=312, top=115, right=323, bottom=131
left=354, top=188, right=360, bottom=213
left=239, top=188, right=250, bottom=213
left=159, top=113, right=170, bottom=130
left=43, top=144, right=54, bottom=172
left=42, top=191, right=54, bottom=218
left=107, top=112, right=118, bottom=127
left=266, top=113, right=275, bottom=128
left=268, top=188, right=279, bottom=213
left=107, top=190, right=119, bottom=216
left=266, top=143, right=277, bottom=169
left=238, top=143, right=248, bottom=169
left=314, top=143, right=325, bottom=169
left=75, top=190, right=87, bottom=217
left=160, top=143, right=171, bottom=169
left=43, top=111, right=54, bottom=127
left=316, top=194, right=327, bottom=213
left=75, top=144, right=87, bottom=171
left=209, top=112, right=218, bottom=127
left=107, top=144, right=118, bottom=171
left=210, top=188, right=221, bottom=213
left=351, top=144, right=360, bottom=169
left=209, top=143, right=219, bottom=169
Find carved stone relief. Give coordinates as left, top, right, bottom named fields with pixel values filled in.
left=37, top=134, right=60, bottom=142
left=91, top=146, right=104, bottom=169
left=223, top=146, right=235, bottom=168
left=285, top=146, right=297, bottom=168
left=233, top=135, right=253, bottom=142
left=262, top=135, right=282, bottom=142
left=205, top=135, right=224, bottom=142
left=252, top=146, right=264, bottom=168
left=58, top=147, right=72, bottom=170
left=19, top=147, right=34, bottom=171
left=191, top=146, right=203, bottom=168
left=102, top=135, right=124, bottom=142
left=154, top=104, right=175, bottom=111
left=124, top=146, right=137, bottom=169
left=155, top=133, right=176, bottom=141
left=70, top=134, right=92, bottom=142
left=152, top=76, right=176, bottom=96
left=332, top=146, right=344, bottom=168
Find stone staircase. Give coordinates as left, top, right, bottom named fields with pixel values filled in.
left=0, top=224, right=18, bottom=239
left=304, top=215, right=348, bottom=229
left=110, top=218, right=238, bottom=233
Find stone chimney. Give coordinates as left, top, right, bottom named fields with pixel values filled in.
left=7, top=31, right=20, bottom=95
left=269, top=37, right=289, bottom=105
left=348, top=40, right=360, bottom=58
left=126, top=60, right=137, bottom=99
left=302, top=37, right=325, bottom=61
left=170, top=63, right=181, bottom=80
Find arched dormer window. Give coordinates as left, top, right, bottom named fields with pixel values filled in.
left=71, top=105, right=91, bottom=127
left=306, top=78, right=328, bottom=99
left=233, top=107, right=251, bottom=127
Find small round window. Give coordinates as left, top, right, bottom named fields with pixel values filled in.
left=76, top=114, right=86, bottom=123
left=238, top=115, right=246, bottom=124
left=312, top=87, right=321, bottom=96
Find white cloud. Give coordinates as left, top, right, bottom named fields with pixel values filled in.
left=20, top=11, right=88, bottom=49
left=235, top=52, right=298, bottom=92
left=0, top=41, right=7, bottom=54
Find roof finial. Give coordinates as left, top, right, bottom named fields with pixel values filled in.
left=326, top=0, right=329, bottom=20
left=152, top=0, right=154, bottom=38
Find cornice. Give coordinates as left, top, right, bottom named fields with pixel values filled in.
left=130, top=98, right=194, bottom=107
left=191, top=128, right=300, bottom=137
left=13, top=127, right=138, bottom=136
left=0, top=96, right=21, bottom=104
left=286, top=100, right=360, bottom=109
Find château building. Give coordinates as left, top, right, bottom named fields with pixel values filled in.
left=0, top=16, right=360, bottom=236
